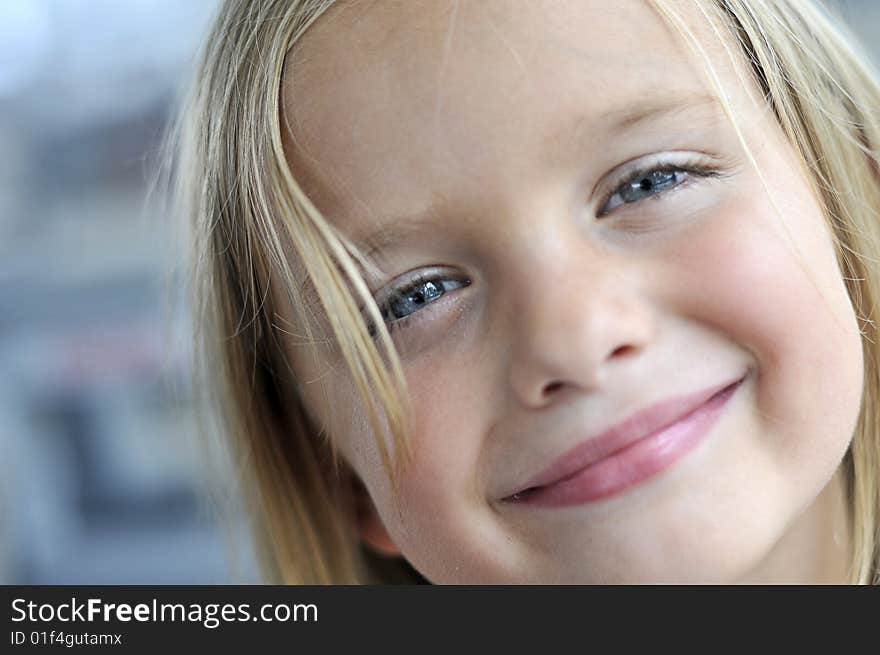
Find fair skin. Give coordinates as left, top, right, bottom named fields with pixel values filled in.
left=279, top=0, right=862, bottom=583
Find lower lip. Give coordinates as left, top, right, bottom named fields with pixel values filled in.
left=510, top=376, right=744, bottom=509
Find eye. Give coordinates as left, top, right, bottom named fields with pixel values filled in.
left=371, top=273, right=471, bottom=335
left=597, top=157, right=722, bottom=217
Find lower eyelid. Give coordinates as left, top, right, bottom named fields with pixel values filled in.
left=383, top=281, right=473, bottom=338
left=612, top=179, right=729, bottom=235
left=601, top=168, right=720, bottom=218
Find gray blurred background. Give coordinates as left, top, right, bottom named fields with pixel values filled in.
left=0, top=0, right=878, bottom=584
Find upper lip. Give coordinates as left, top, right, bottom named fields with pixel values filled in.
left=504, top=374, right=745, bottom=499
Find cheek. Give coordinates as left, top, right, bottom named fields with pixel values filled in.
left=374, top=345, right=519, bottom=582
left=391, top=356, right=484, bottom=511
left=391, top=315, right=498, bottom=499
left=664, top=190, right=863, bottom=474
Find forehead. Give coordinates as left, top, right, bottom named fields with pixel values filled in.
left=281, top=0, right=733, bottom=237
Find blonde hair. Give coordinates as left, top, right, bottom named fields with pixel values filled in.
left=169, top=0, right=880, bottom=584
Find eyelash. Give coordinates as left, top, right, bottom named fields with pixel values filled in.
left=596, top=156, right=722, bottom=217
left=369, top=273, right=471, bottom=337
left=369, top=155, right=723, bottom=337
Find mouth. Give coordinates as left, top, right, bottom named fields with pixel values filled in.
left=502, top=373, right=747, bottom=508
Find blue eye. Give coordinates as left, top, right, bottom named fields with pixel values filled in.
left=381, top=276, right=469, bottom=323
left=598, top=160, right=721, bottom=217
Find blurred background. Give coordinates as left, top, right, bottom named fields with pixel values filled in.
left=0, top=0, right=878, bottom=584
left=0, top=0, right=261, bottom=584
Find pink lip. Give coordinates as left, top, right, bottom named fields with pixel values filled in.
left=503, top=374, right=746, bottom=508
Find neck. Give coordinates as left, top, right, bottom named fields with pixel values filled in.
left=737, top=462, right=853, bottom=584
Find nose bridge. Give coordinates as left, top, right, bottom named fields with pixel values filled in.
left=504, top=233, right=654, bottom=406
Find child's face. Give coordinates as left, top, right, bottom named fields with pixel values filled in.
left=280, top=0, right=863, bottom=582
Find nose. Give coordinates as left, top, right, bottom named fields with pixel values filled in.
left=506, top=243, right=656, bottom=409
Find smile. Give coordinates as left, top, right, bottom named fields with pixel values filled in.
left=503, top=374, right=746, bottom=508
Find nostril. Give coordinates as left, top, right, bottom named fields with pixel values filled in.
left=544, top=381, right=564, bottom=395
left=611, top=344, right=636, bottom=357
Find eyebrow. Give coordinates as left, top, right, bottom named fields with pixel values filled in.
left=603, top=91, right=719, bottom=132
left=351, top=92, right=721, bottom=262
left=549, top=91, right=720, bottom=154
left=358, top=205, right=448, bottom=262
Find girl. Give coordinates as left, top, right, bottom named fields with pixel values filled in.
left=171, top=0, right=880, bottom=583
